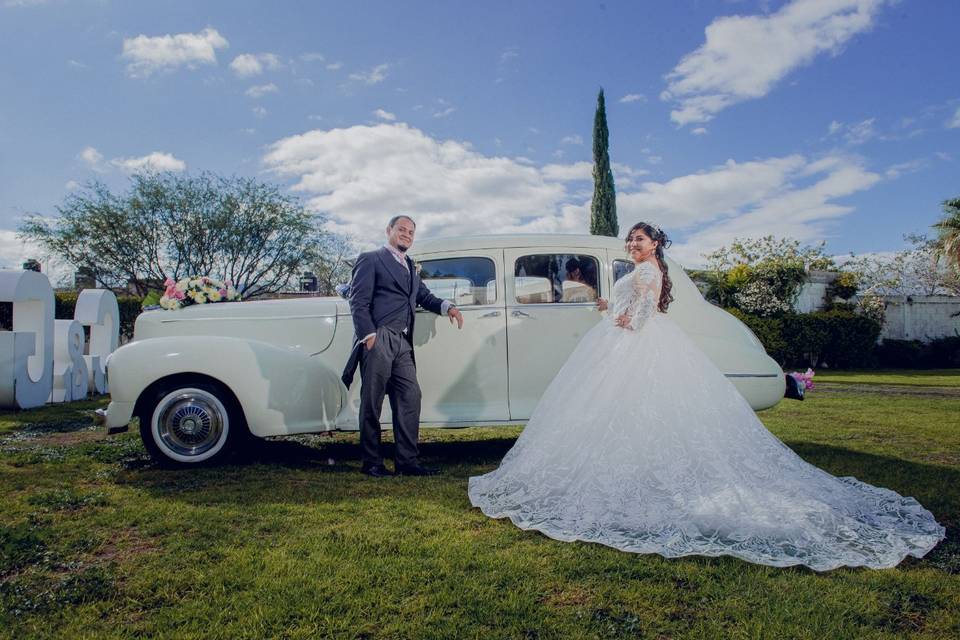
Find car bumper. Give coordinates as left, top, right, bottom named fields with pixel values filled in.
left=99, top=400, right=135, bottom=434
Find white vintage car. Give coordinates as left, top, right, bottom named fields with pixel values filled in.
left=104, top=234, right=791, bottom=464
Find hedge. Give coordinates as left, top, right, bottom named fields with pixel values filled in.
left=726, top=308, right=882, bottom=368
left=876, top=336, right=960, bottom=369
left=0, top=292, right=142, bottom=341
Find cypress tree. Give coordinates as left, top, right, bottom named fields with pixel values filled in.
left=590, top=89, right=618, bottom=237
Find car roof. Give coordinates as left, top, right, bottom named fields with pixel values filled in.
left=412, top=233, right=628, bottom=254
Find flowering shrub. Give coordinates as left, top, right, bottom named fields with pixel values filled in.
left=789, top=368, right=815, bottom=391
left=733, top=280, right=794, bottom=317
left=160, top=276, right=241, bottom=310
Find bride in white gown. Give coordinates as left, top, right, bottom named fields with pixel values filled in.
left=468, top=222, right=945, bottom=571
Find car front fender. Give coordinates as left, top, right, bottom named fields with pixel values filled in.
left=106, top=336, right=347, bottom=436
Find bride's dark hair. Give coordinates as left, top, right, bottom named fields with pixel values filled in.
left=626, top=222, right=674, bottom=312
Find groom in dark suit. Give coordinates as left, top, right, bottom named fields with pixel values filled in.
left=345, top=215, right=464, bottom=477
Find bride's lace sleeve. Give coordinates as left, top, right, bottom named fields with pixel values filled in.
left=628, top=263, right=661, bottom=331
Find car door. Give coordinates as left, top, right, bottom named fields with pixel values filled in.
left=504, top=248, right=605, bottom=420
left=411, top=250, right=510, bottom=423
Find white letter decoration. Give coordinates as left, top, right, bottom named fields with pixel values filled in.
left=74, top=289, right=119, bottom=394
left=51, top=319, right=88, bottom=402
left=0, top=271, right=55, bottom=408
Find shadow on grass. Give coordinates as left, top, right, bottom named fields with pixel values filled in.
left=120, top=437, right=958, bottom=563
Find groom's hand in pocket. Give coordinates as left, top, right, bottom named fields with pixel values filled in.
left=365, top=335, right=377, bottom=350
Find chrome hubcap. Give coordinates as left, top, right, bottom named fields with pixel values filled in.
left=155, top=390, right=226, bottom=458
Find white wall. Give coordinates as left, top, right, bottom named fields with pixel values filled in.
left=877, top=295, right=960, bottom=342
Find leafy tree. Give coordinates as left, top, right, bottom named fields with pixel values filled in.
left=843, top=233, right=960, bottom=298
left=589, top=89, right=618, bottom=237
left=699, top=236, right=834, bottom=312
left=20, top=172, right=336, bottom=299
left=933, top=196, right=960, bottom=272
left=309, top=233, right=355, bottom=296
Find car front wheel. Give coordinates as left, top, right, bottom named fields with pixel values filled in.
left=139, top=383, right=244, bottom=465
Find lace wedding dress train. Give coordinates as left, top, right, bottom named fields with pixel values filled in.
left=468, top=262, right=944, bottom=571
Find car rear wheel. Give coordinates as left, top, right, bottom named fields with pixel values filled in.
left=139, top=382, right=245, bottom=465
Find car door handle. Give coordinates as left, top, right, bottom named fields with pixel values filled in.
left=511, top=310, right=532, bottom=318
left=479, top=311, right=501, bottom=318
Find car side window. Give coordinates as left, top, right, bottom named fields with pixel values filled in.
left=514, top=254, right=600, bottom=304
left=613, top=259, right=635, bottom=283
left=418, top=257, right=497, bottom=306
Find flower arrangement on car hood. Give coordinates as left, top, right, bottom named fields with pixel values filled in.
left=160, top=276, right=241, bottom=310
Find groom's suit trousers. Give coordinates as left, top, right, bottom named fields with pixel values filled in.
left=358, top=325, right=422, bottom=466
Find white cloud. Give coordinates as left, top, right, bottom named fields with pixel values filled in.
left=691, top=127, right=708, bottom=135
left=245, top=83, right=278, bottom=98
left=560, top=134, right=583, bottom=145
left=662, top=0, right=890, bottom=125
left=230, top=52, right=281, bottom=77
left=262, top=123, right=582, bottom=241
left=79, top=146, right=104, bottom=169
left=121, top=27, right=228, bottom=78
left=0, top=228, right=74, bottom=285
left=618, top=154, right=881, bottom=265
left=300, top=52, right=325, bottom=63
left=373, top=109, right=396, bottom=121
left=947, top=107, right=960, bottom=129
left=326, top=61, right=343, bottom=71
left=884, top=159, right=926, bottom=179
left=500, top=48, right=519, bottom=64
left=433, top=107, right=456, bottom=118
left=619, top=94, right=646, bottom=103
left=349, top=63, right=389, bottom=85
left=542, top=162, right=593, bottom=182
left=253, top=106, right=267, bottom=118
left=67, top=59, right=88, bottom=70
left=110, top=152, right=186, bottom=173
left=65, top=180, right=80, bottom=191
left=612, top=163, right=651, bottom=188
left=3, top=0, right=47, bottom=7
left=261, top=124, right=881, bottom=264
left=307, top=114, right=323, bottom=121
left=844, top=118, right=876, bottom=144
left=826, top=118, right=878, bottom=145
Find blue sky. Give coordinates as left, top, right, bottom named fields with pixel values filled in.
left=1, top=0, right=958, bottom=274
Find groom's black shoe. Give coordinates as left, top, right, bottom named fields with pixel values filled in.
left=361, top=463, right=394, bottom=478
left=395, top=463, right=441, bottom=477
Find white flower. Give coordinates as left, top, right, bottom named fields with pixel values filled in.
left=208, top=290, right=222, bottom=302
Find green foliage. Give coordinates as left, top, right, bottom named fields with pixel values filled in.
left=727, top=309, right=881, bottom=368
left=701, top=235, right=833, bottom=314
left=19, top=171, right=338, bottom=298
left=933, top=195, right=960, bottom=272
left=590, top=90, right=618, bottom=237
left=877, top=336, right=960, bottom=369
left=827, top=270, right=860, bottom=301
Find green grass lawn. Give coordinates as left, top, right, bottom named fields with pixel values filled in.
left=813, top=369, right=960, bottom=388
left=1, top=374, right=959, bottom=639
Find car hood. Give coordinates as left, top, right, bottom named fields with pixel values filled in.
left=134, top=297, right=346, bottom=354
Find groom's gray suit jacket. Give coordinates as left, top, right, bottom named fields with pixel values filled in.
left=341, top=246, right=444, bottom=387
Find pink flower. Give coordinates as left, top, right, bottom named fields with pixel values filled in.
left=219, top=288, right=228, bottom=297
left=789, top=368, right=815, bottom=391
left=164, top=278, right=175, bottom=287
left=174, top=290, right=186, bottom=300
